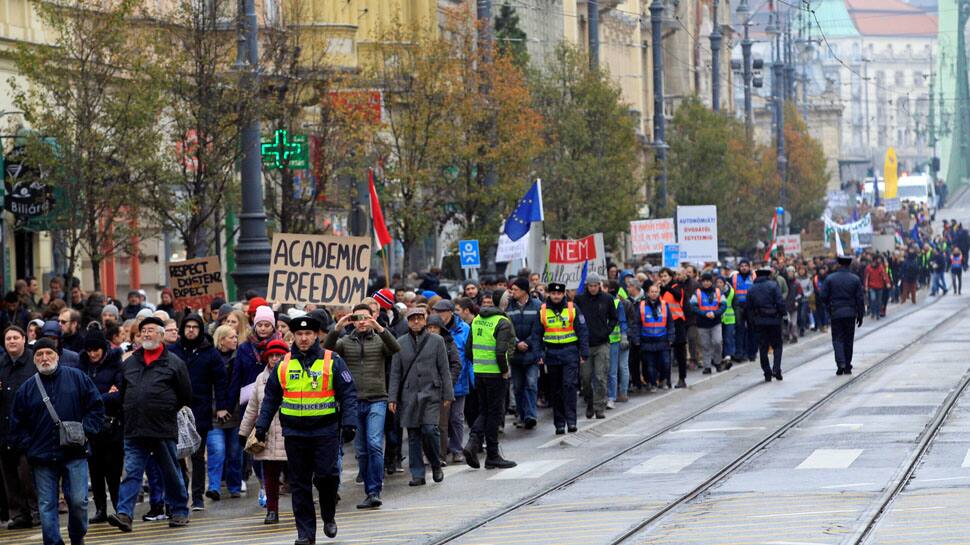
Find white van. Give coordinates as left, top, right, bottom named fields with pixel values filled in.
left=896, top=174, right=936, bottom=212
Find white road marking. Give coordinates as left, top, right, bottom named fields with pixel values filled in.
left=626, top=453, right=705, bottom=475
left=603, top=433, right=640, bottom=438
left=796, top=448, right=864, bottom=470
left=487, top=459, right=572, bottom=480
left=749, top=509, right=857, bottom=519
left=912, top=476, right=970, bottom=483
left=765, top=541, right=832, bottom=545
left=819, top=482, right=876, bottom=489
left=671, top=426, right=766, bottom=433
left=963, top=448, right=970, bottom=468
left=807, top=423, right=863, bottom=431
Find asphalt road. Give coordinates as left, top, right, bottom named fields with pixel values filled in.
left=8, top=195, right=970, bottom=545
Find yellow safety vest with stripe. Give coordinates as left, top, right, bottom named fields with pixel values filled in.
left=609, top=299, right=622, bottom=344
left=276, top=351, right=336, bottom=417
left=540, top=302, right=578, bottom=344
left=471, top=314, right=510, bottom=374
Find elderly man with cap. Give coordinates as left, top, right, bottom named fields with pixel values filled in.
left=573, top=272, right=617, bottom=419
left=505, top=277, right=543, bottom=429
left=108, top=316, right=193, bottom=533
left=819, top=256, right=866, bottom=375
left=689, top=272, right=727, bottom=375
left=539, top=283, right=589, bottom=434
left=255, top=315, right=357, bottom=542
left=325, top=303, right=400, bottom=509
left=429, top=298, right=469, bottom=461
left=745, top=267, right=786, bottom=382
left=10, top=337, right=103, bottom=545
left=389, top=307, right=455, bottom=483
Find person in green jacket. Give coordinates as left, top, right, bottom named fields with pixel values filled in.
left=716, top=277, right=735, bottom=369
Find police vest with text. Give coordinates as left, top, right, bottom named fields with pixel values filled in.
left=277, top=351, right=337, bottom=426
left=540, top=302, right=578, bottom=345
left=638, top=300, right=669, bottom=339
left=471, top=314, right=511, bottom=374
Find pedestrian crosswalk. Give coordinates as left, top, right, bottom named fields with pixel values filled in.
left=626, top=453, right=705, bottom=475
left=796, top=448, right=864, bottom=469
left=487, top=459, right=573, bottom=480
left=963, top=448, right=970, bottom=468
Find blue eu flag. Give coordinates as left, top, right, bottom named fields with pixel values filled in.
left=504, top=181, right=544, bottom=241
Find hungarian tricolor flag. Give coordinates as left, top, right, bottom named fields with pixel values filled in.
left=369, top=168, right=392, bottom=252
left=763, top=208, right=780, bottom=261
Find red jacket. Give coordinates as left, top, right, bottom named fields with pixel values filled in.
left=864, top=264, right=890, bottom=289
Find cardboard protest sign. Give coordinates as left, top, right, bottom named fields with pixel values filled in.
left=268, top=233, right=371, bottom=306
left=168, top=257, right=226, bottom=312
left=630, top=219, right=675, bottom=255
left=541, top=233, right=607, bottom=289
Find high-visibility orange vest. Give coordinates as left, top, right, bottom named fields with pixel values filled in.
left=660, top=290, right=686, bottom=321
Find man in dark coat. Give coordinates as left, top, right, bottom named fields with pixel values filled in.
left=574, top=273, right=618, bottom=419
left=256, top=316, right=357, bottom=542
left=0, top=326, right=38, bottom=529
left=11, top=338, right=103, bottom=545
left=819, top=256, right=866, bottom=375
left=745, top=268, right=787, bottom=382
left=167, top=313, right=229, bottom=511
left=39, top=320, right=80, bottom=368
left=108, top=317, right=193, bottom=533
left=505, top=277, right=543, bottom=429
left=388, top=308, right=455, bottom=484
left=10, top=338, right=103, bottom=545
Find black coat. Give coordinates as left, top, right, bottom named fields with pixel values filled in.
left=75, top=347, right=124, bottom=419
left=120, top=347, right=193, bottom=440
left=0, top=348, right=34, bottom=446
left=10, top=365, right=103, bottom=464
left=168, top=335, right=230, bottom=433
left=819, top=268, right=865, bottom=320
left=745, top=277, right=786, bottom=326
left=574, top=290, right=619, bottom=347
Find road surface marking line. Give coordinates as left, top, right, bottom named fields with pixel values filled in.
left=796, top=448, right=864, bottom=469
left=805, top=423, right=863, bottom=431
left=488, top=459, right=572, bottom=480
left=963, top=448, right=970, bottom=468
left=626, top=452, right=705, bottom=474
left=747, top=508, right=858, bottom=518
left=672, top=426, right=766, bottom=433
left=820, top=482, right=876, bottom=489
left=912, top=476, right=970, bottom=483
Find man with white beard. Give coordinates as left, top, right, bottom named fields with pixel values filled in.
left=107, top=317, right=193, bottom=534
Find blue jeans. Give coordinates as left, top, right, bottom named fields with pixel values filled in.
left=146, top=456, right=164, bottom=506
left=722, top=323, right=736, bottom=358
left=118, top=438, right=189, bottom=519
left=867, top=288, right=882, bottom=318
left=510, top=362, right=538, bottom=421
left=931, top=271, right=948, bottom=295
left=34, top=458, right=88, bottom=545
left=354, top=400, right=387, bottom=497
left=206, top=427, right=243, bottom=494
left=616, top=345, right=630, bottom=398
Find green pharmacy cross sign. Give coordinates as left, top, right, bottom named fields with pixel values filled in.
left=261, top=129, right=308, bottom=170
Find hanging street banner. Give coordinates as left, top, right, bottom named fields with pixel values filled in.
left=268, top=233, right=372, bottom=306
left=168, top=257, right=226, bottom=312
left=676, top=205, right=719, bottom=264
left=883, top=147, right=899, bottom=199
left=541, top=233, right=607, bottom=290
left=775, top=234, right=802, bottom=255
left=630, top=218, right=676, bottom=255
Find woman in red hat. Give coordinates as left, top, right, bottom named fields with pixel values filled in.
left=239, top=339, right=290, bottom=524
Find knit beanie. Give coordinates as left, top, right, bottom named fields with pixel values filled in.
left=374, top=288, right=395, bottom=310
left=253, top=305, right=276, bottom=326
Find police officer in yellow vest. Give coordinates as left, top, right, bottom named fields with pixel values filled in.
left=539, top=282, right=589, bottom=434
left=256, top=316, right=357, bottom=544
left=462, top=302, right=517, bottom=469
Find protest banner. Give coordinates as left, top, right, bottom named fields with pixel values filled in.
left=630, top=219, right=675, bottom=255
left=541, top=233, right=607, bottom=289
left=267, top=233, right=372, bottom=306
left=168, top=257, right=226, bottom=312
left=775, top=234, right=802, bottom=255
left=496, top=233, right=528, bottom=262
left=676, top=205, right=718, bottom=264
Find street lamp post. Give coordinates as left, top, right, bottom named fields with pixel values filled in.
left=231, top=0, right=272, bottom=297
left=650, top=0, right=668, bottom=209
left=768, top=6, right=787, bottom=232
left=737, top=0, right=753, bottom=138
left=710, top=0, right=722, bottom=111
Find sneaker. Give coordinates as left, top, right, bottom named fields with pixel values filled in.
left=205, top=490, right=221, bottom=501
left=142, top=504, right=168, bottom=522
left=258, top=488, right=267, bottom=508
left=606, top=400, right=615, bottom=410
left=356, top=495, right=382, bottom=509
left=240, top=481, right=247, bottom=493
left=524, top=417, right=537, bottom=429
left=191, top=501, right=205, bottom=512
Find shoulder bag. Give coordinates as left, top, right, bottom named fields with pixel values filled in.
left=34, top=374, right=88, bottom=448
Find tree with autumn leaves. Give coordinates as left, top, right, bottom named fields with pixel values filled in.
left=668, top=99, right=827, bottom=253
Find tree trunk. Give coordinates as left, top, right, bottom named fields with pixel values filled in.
left=90, top=256, right=102, bottom=292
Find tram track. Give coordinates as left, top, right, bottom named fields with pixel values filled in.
left=427, top=295, right=955, bottom=545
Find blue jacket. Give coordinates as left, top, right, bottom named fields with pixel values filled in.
left=447, top=318, right=473, bottom=397
left=256, top=340, right=358, bottom=437
left=75, top=347, right=124, bottom=419
left=11, top=365, right=104, bottom=464
left=506, top=297, right=543, bottom=365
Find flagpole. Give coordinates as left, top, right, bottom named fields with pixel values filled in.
left=382, top=250, right=390, bottom=288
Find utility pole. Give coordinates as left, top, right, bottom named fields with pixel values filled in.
left=785, top=14, right=796, bottom=101
left=738, top=0, right=753, bottom=138
left=650, top=0, right=668, bottom=209
left=863, top=53, right=878, bottom=205
left=231, top=0, right=271, bottom=297
left=589, top=0, right=600, bottom=69
left=710, top=0, right=721, bottom=111
left=928, top=55, right=937, bottom=180
left=768, top=4, right=787, bottom=232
